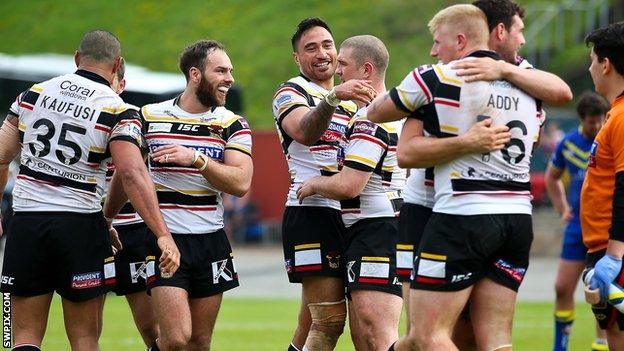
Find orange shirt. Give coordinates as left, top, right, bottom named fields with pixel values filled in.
left=581, top=94, right=624, bottom=252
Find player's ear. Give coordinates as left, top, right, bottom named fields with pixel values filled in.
left=363, top=62, right=374, bottom=79
left=603, top=57, right=613, bottom=75
left=112, top=56, right=122, bottom=75
left=119, top=78, right=126, bottom=93
left=189, top=67, right=201, bottom=85
left=293, top=52, right=300, bottom=66
left=457, top=33, right=467, bottom=51
left=495, top=23, right=506, bottom=41
left=74, top=51, right=81, bottom=67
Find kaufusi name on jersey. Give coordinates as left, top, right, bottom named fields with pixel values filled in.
left=39, top=95, right=97, bottom=121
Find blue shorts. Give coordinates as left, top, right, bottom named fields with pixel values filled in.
left=560, top=221, right=587, bottom=261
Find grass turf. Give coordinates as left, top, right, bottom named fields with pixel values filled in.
left=5, top=296, right=598, bottom=350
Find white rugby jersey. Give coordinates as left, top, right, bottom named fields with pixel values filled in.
left=272, top=75, right=357, bottom=210
left=10, top=70, right=143, bottom=213
left=142, top=98, right=252, bottom=234
left=104, top=163, right=143, bottom=226
left=390, top=51, right=542, bottom=215
left=403, top=168, right=434, bottom=208
left=340, top=107, right=406, bottom=227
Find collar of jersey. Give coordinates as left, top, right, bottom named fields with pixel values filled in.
left=465, top=50, right=500, bottom=61
left=75, top=69, right=111, bottom=87
left=298, top=73, right=329, bottom=94
left=172, top=94, right=217, bottom=114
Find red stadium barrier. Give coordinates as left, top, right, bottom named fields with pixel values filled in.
left=249, top=131, right=290, bottom=221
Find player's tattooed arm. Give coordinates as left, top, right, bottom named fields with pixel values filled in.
left=297, top=99, right=337, bottom=145
left=281, top=79, right=375, bottom=146
left=367, top=92, right=406, bottom=123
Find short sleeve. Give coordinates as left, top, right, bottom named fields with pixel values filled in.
left=272, top=83, right=310, bottom=124
left=389, top=64, right=437, bottom=114
left=551, top=137, right=566, bottom=170
left=107, top=105, right=144, bottom=148
left=223, top=116, right=252, bottom=157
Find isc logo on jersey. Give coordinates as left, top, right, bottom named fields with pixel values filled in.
left=178, top=124, right=200, bottom=132
left=0, top=276, right=14, bottom=286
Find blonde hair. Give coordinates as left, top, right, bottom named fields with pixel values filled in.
left=428, top=4, right=489, bottom=46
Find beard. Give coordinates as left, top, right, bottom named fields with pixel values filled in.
left=195, top=74, right=224, bottom=108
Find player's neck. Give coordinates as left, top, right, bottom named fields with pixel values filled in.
left=604, top=76, right=624, bottom=105
left=177, top=90, right=213, bottom=114
left=461, top=45, right=490, bottom=59
left=312, top=77, right=334, bottom=91
left=76, top=64, right=113, bottom=85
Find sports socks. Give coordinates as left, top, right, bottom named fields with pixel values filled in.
left=553, top=309, right=574, bottom=351
left=12, top=345, right=41, bottom=351
left=148, top=339, right=161, bottom=351
left=287, top=343, right=301, bottom=351
left=591, top=339, right=608, bottom=351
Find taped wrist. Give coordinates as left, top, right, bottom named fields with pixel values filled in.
left=0, top=118, right=20, bottom=168
left=610, top=171, right=624, bottom=242
left=305, top=299, right=346, bottom=350
left=324, top=88, right=340, bottom=107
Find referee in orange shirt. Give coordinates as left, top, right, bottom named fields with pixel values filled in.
left=581, top=22, right=624, bottom=349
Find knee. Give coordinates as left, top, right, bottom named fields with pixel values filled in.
left=138, top=324, right=159, bottom=345
left=554, top=280, right=571, bottom=298
left=306, top=299, right=347, bottom=348
left=188, top=334, right=212, bottom=351
left=405, top=328, right=444, bottom=350
left=159, top=332, right=191, bottom=351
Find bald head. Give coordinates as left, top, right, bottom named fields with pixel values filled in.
left=340, top=35, right=389, bottom=78
left=428, top=4, right=489, bottom=47
left=78, top=30, right=121, bottom=64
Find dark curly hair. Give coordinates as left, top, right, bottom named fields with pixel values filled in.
left=473, top=0, right=525, bottom=32
left=576, top=91, right=610, bottom=119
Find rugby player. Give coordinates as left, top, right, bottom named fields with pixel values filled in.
left=271, top=18, right=376, bottom=351
left=452, top=0, right=573, bottom=106
left=0, top=30, right=178, bottom=351
left=546, top=91, right=608, bottom=351
left=581, top=22, right=624, bottom=350
left=101, top=57, right=159, bottom=347
left=296, top=35, right=404, bottom=351
left=389, top=0, right=573, bottom=346
left=367, top=5, right=542, bottom=350
left=123, top=40, right=253, bottom=351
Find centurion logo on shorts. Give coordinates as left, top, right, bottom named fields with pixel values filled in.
left=2, top=292, right=11, bottom=348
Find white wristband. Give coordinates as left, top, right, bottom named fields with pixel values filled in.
left=324, top=87, right=340, bottom=107
left=198, top=155, right=209, bottom=171
left=192, top=151, right=200, bottom=165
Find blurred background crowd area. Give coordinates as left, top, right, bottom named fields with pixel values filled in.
left=0, top=0, right=622, bottom=249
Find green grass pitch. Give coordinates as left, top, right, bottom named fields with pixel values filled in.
left=6, top=296, right=597, bottom=350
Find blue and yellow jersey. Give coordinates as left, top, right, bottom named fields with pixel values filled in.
left=551, top=127, right=593, bottom=222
